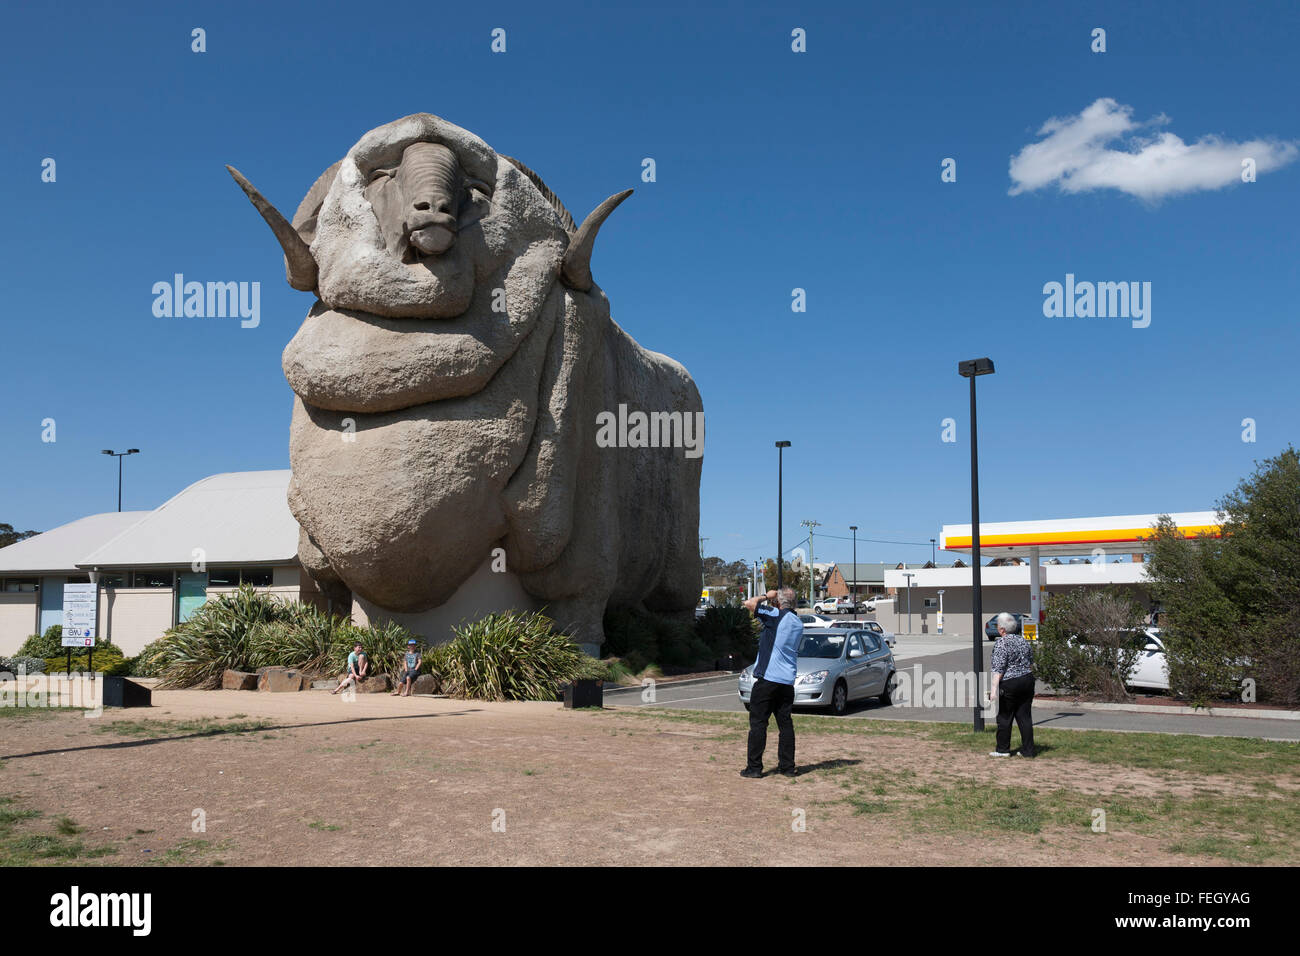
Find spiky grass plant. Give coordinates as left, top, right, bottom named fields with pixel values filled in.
left=429, top=610, right=591, bottom=701
left=153, top=585, right=289, bottom=688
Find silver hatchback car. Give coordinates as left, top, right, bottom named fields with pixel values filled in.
left=738, top=629, right=897, bottom=716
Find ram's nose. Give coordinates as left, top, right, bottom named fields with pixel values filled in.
left=407, top=209, right=458, bottom=255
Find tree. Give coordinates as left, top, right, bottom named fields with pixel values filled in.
left=1146, top=446, right=1300, bottom=705
left=0, top=523, right=39, bottom=549
left=702, top=557, right=759, bottom=603
left=762, top=559, right=810, bottom=599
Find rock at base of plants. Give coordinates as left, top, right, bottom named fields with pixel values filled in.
left=356, top=674, right=392, bottom=693
left=411, top=674, right=439, bottom=695
left=257, top=666, right=309, bottom=692
left=222, top=669, right=259, bottom=690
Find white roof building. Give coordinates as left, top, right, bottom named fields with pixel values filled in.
left=0, top=512, right=149, bottom=576
left=79, top=471, right=298, bottom=569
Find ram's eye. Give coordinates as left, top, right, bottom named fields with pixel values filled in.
left=464, top=177, right=493, bottom=202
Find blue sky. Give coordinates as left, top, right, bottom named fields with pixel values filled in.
left=3, top=0, right=1297, bottom=569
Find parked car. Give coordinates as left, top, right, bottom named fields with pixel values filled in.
left=738, top=629, right=897, bottom=716
left=1126, top=627, right=1169, bottom=690
left=985, top=613, right=1030, bottom=641
left=813, top=599, right=840, bottom=615
left=798, top=613, right=838, bottom=628
left=1065, top=627, right=1171, bottom=691
left=856, top=620, right=896, bottom=648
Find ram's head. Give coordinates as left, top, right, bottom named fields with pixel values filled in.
left=227, top=113, right=631, bottom=416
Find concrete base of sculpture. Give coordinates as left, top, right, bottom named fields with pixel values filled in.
left=352, top=558, right=559, bottom=647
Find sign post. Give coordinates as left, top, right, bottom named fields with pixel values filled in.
left=61, top=582, right=97, bottom=678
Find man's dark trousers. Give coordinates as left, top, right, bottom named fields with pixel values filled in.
left=995, top=673, right=1036, bottom=756
left=747, top=677, right=795, bottom=773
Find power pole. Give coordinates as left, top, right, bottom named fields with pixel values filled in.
left=801, top=519, right=821, bottom=606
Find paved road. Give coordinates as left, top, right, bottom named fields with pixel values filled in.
left=605, top=636, right=1300, bottom=741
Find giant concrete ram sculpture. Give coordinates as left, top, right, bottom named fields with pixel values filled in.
left=227, top=113, right=703, bottom=651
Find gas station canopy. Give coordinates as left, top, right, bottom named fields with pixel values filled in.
left=940, top=512, right=1220, bottom=559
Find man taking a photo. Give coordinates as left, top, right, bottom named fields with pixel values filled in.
left=740, top=586, right=803, bottom=778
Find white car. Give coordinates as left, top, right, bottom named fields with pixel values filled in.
left=799, top=613, right=838, bottom=628
left=812, top=599, right=840, bottom=615
left=1127, top=627, right=1169, bottom=691
left=841, top=619, right=895, bottom=648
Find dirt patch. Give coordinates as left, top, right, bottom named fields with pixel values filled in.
left=0, top=690, right=1294, bottom=866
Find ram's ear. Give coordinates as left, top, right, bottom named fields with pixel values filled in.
left=560, top=189, right=633, bottom=292
left=291, top=160, right=342, bottom=245
left=226, top=165, right=319, bottom=292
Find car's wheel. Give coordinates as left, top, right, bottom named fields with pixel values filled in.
left=829, top=680, right=849, bottom=715
left=879, top=672, right=895, bottom=705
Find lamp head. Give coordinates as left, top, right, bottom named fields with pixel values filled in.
left=958, top=357, right=995, bottom=378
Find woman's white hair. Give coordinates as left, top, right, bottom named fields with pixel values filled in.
left=996, top=611, right=1020, bottom=634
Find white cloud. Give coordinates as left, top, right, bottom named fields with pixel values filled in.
left=1008, top=98, right=1298, bottom=201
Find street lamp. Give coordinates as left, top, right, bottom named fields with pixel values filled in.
left=902, top=571, right=915, bottom=634
left=101, top=448, right=140, bottom=512
left=775, top=441, right=791, bottom=590
left=958, top=356, right=995, bottom=731
left=849, top=525, right=858, bottom=611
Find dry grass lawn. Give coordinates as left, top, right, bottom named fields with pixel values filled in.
left=1, top=687, right=1297, bottom=866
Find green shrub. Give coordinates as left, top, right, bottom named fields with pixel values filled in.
left=1037, top=589, right=1146, bottom=700
left=1, top=655, right=46, bottom=676
left=18, top=625, right=65, bottom=659
left=602, top=606, right=710, bottom=671
left=44, top=647, right=126, bottom=675
left=131, top=637, right=169, bottom=677
left=696, top=605, right=759, bottom=660
left=429, top=610, right=589, bottom=701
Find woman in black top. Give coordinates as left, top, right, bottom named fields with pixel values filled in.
left=987, top=612, right=1036, bottom=758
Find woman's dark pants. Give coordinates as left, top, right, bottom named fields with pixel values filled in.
left=747, top=678, right=796, bottom=772
left=996, top=673, right=1036, bottom=756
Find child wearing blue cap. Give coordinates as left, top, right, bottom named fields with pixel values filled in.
left=393, top=638, right=422, bottom=697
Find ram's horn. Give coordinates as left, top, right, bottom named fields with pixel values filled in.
left=560, top=189, right=633, bottom=291
left=226, top=165, right=319, bottom=292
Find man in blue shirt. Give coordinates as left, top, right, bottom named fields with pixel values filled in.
left=741, top=586, right=803, bottom=777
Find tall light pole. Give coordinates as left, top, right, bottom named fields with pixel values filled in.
left=902, top=571, right=915, bottom=633
left=101, top=449, right=140, bottom=512
left=849, top=525, right=858, bottom=611
left=959, top=357, right=995, bottom=731
left=775, top=441, right=791, bottom=590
